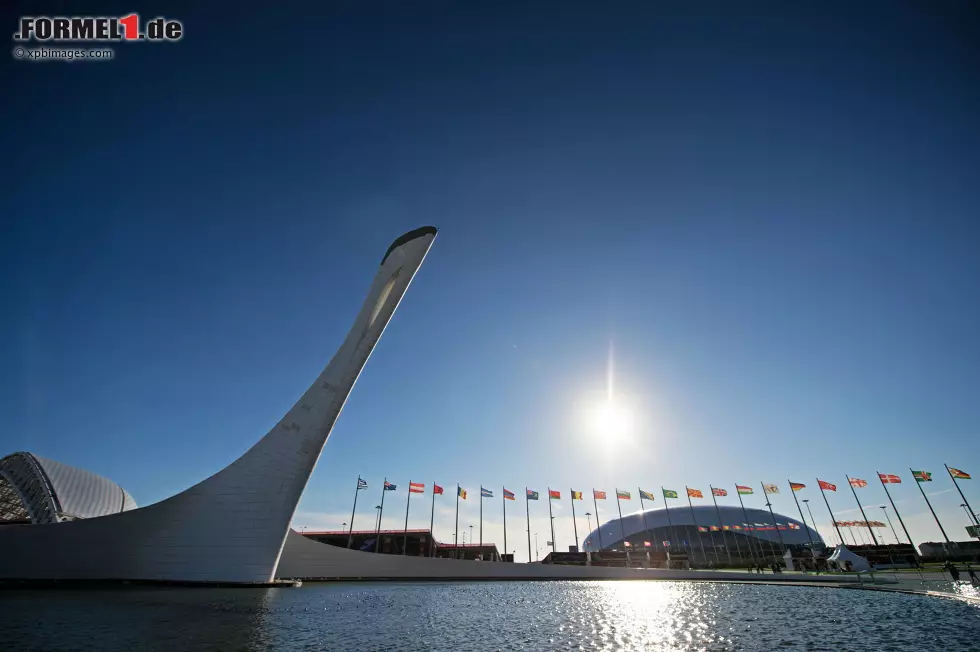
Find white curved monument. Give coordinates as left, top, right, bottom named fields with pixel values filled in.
left=0, top=226, right=438, bottom=584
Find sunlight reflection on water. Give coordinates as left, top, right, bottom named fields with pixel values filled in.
left=2, top=580, right=979, bottom=651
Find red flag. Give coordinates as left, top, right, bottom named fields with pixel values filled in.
left=818, top=479, right=836, bottom=491
left=593, top=490, right=607, bottom=500
left=549, top=489, right=561, bottom=500
left=433, top=484, right=444, bottom=495
left=878, top=473, right=901, bottom=484
left=409, top=482, right=425, bottom=494
left=643, top=541, right=651, bottom=547
left=711, top=488, right=728, bottom=497
left=848, top=478, right=868, bottom=488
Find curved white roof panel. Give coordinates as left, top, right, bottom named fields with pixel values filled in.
left=0, top=452, right=137, bottom=524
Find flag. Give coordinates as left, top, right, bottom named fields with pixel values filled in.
left=643, top=541, right=651, bottom=547
left=818, top=479, right=836, bottom=491
left=433, top=484, right=444, bottom=495
left=712, top=488, right=728, bottom=497
left=722, top=525, right=731, bottom=530
left=949, top=467, right=972, bottom=480
left=616, top=490, right=631, bottom=500
left=571, top=491, right=583, bottom=500
left=878, top=473, right=901, bottom=484
left=457, top=486, right=467, bottom=499
left=549, top=489, right=561, bottom=500
left=527, top=489, right=539, bottom=500
left=698, top=526, right=708, bottom=532
left=763, top=483, right=779, bottom=494
left=736, top=485, right=753, bottom=495
left=662, top=541, right=670, bottom=547
left=481, top=488, right=493, bottom=498
left=384, top=481, right=397, bottom=491
left=639, top=489, right=656, bottom=501
left=357, top=478, right=368, bottom=490
left=687, top=488, right=703, bottom=499
left=623, top=541, right=631, bottom=547
left=593, top=490, right=607, bottom=500
left=663, top=489, right=678, bottom=499
left=912, top=470, right=932, bottom=482
left=503, top=489, right=516, bottom=501
left=409, top=482, right=425, bottom=494
left=731, top=525, right=741, bottom=530
left=848, top=478, right=868, bottom=488
left=710, top=525, right=720, bottom=531
left=789, top=482, right=806, bottom=491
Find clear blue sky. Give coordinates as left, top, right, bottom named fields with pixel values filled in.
left=3, top=1, right=979, bottom=561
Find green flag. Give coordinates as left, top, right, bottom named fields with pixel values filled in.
left=663, top=489, right=678, bottom=499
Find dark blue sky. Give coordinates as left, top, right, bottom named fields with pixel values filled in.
left=4, top=1, right=979, bottom=559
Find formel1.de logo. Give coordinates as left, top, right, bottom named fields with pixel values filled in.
left=13, top=15, right=183, bottom=42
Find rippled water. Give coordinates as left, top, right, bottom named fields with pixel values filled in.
left=2, top=581, right=979, bottom=651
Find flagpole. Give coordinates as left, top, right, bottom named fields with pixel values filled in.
left=479, top=486, right=484, bottom=554
left=818, top=478, right=844, bottom=545
left=662, top=488, right=678, bottom=555
left=686, top=486, right=706, bottom=565
left=375, top=477, right=389, bottom=553
left=912, top=468, right=950, bottom=543
left=403, top=479, right=413, bottom=555
left=348, top=475, right=362, bottom=549
left=571, top=490, right=580, bottom=551
left=547, top=487, right=556, bottom=556
left=502, top=487, right=508, bottom=560
left=526, top=487, right=532, bottom=563
left=709, top=486, right=733, bottom=566
left=845, top=475, right=878, bottom=545
left=638, top=488, right=651, bottom=552
left=429, top=481, right=437, bottom=557
left=615, top=489, right=630, bottom=565
left=454, top=483, right=461, bottom=560
left=592, top=490, right=604, bottom=550
left=787, top=481, right=816, bottom=558
left=735, top=486, right=758, bottom=564
left=946, top=464, right=979, bottom=526
left=761, top=483, right=786, bottom=560
left=878, top=472, right=913, bottom=546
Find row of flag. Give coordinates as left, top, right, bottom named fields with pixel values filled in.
left=353, top=468, right=970, bottom=499
left=350, top=466, right=976, bottom=555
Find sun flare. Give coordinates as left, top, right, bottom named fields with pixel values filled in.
left=591, top=398, right=634, bottom=443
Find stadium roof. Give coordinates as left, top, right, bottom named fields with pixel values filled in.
left=0, top=452, right=137, bottom=524
left=584, top=504, right=823, bottom=551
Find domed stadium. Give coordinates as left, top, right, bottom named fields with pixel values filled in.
left=0, top=452, right=137, bottom=525
left=584, top=505, right=824, bottom=565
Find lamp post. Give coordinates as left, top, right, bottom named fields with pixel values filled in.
left=880, top=506, right=900, bottom=544
left=535, top=533, right=539, bottom=561
left=585, top=511, right=593, bottom=546
left=801, top=499, right=820, bottom=544
left=374, top=505, right=382, bottom=531
left=470, top=525, right=474, bottom=556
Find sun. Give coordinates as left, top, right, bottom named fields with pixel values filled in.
left=591, top=398, right=634, bottom=444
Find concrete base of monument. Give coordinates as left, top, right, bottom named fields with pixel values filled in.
left=275, top=531, right=883, bottom=584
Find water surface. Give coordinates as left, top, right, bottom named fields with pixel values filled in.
left=2, top=580, right=978, bottom=651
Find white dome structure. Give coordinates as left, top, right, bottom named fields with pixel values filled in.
left=0, top=452, right=137, bottom=524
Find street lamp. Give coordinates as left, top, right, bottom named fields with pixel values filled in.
left=535, top=532, right=539, bottom=561
left=801, top=499, right=819, bottom=543
left=879, top=506, right=900, bottom=544
left=374, top=505, right=382, bottom=531
left=585, top=512, right=593, bottom=548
